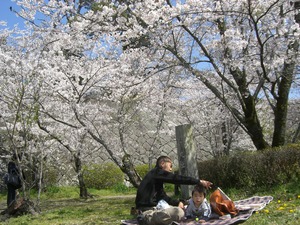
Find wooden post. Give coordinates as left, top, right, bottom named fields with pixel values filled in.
left=175, top=124, right=199, bottom=199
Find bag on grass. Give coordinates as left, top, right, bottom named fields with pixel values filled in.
left=210, top=187, right=239, bottom=217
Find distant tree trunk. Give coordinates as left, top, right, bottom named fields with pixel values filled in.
left=73, top=152, right=88, bottom=198
left=292, top=122, right=300, bottom=143
left=37, top=120, right=89, bottom=198
left=221, top=121, right=232, bottom=156
left=294, top=1, right=300, bottom=24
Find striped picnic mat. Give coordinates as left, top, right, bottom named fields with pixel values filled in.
left=121, top=196, right=273, bottom=225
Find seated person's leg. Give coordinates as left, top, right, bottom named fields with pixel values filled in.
left=151, top=207, right=184, bottom=225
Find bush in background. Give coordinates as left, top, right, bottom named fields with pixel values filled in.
left=83, top=163, right=124, bottom=189
left=43, top=166, right=62, bottom=187
left=135, top=164, right=154, bottom=179
left=198, top=144, right=300, bottom=190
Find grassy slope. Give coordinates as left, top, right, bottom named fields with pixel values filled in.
left=0, top=182, right=299, bottom=225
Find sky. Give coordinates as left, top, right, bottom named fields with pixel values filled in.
left=0, top=0, right=25, bottom=29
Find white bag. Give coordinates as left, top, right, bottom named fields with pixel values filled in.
left=156, top=199, right=171, bottom=210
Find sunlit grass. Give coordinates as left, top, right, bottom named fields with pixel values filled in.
left=231, top=182, right=300, bottom=225
left=249, top=194, right=300, bottom=225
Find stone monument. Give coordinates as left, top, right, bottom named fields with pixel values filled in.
left=175, top=124, right=199, bottom=199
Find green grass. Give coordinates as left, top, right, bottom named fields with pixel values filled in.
left=0, top=182, right=299, bottom=225
left=225, top=182, right=300, bottom=225
left=4, top=197, right=134, bottom=225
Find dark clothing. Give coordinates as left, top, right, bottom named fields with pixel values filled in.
left=8, top=161, right=18, bottom=175
left=7, top=184, right=16, bottom=206
left=135, top=167, right=199, bottom=210
left=7, top=161, right=19, bottom=206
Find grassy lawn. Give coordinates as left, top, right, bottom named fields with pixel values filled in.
left=0, top=182, right=299, bottom=225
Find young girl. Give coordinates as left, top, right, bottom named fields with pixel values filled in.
left=185, top=184, right=211, bottom=222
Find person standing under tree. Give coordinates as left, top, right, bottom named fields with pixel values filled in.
left=5, top=154, right=22, bottom=207
left=135, top=155, right=212, bottom=225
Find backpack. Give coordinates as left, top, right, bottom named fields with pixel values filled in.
left=5, top=168, right=22, bottom=189
left=210, top=187, right=239, bottom=217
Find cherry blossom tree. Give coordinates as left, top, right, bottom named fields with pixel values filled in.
left=0, top=25, right=47, bottom=205
left=2, top=0, right=299, bottom=195
left=112, top=0, right=300, bottom=150
left=5, top=0, right=182, bottom=189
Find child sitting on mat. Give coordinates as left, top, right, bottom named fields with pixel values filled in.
left=185, top=184, right=212, bottom=222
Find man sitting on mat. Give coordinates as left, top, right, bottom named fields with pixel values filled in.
left=135, top=155, right=212, bottom=225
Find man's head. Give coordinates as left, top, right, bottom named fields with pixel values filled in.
left=156, top=156, right=173, bottom=172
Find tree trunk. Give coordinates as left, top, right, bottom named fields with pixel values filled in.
left=272, top=41, right=298, bottom=147
left=221, top=121, right=231, bottom=155
left=121, top=154, right=141, bottom=188
left=230, top=68, right=270, bottom=150
left=78, top=173, right=88, bottom=198
left=242, top=95, right=270, bottom=150
left=292, top=122, right=300, bottom=143
left=74, top=152, right=89, bottom=198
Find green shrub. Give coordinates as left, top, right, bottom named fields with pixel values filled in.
left=198, top=144, right=300, bottom=190
left=41, top=186, right=80, bottom=199
left=164, top=183, right=175, bottom=193
left=112, top=183, right=133, bottom=193
left=135, top=164, right=154, bottom=178
left=83, top=163, right=124, bottom=189
left=46, top=186, right=60, bottom=194
left=43, top=166, right=61, bottom=187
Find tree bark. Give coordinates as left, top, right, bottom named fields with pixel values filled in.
left=74, top=152, right=89, bottom=198
left=221, top=121, right=232, bottom=156
left=241, top=95, right=270, bottom=150
left=272, top=41, right=299, bottom=147
left=292, top=122, right=300, bottom=143
left=229, top=65, right=270, bottom=150
left=121, top=154, right=141, bottom=188
left=38, top=119, right=89, bottom=198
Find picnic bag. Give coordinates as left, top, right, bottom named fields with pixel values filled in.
left=5, top=169, right=22, bottom=189
left=210, top=187, right=239, bottom=217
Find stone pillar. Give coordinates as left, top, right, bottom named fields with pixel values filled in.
left=175, top=124, right=199, bottom=199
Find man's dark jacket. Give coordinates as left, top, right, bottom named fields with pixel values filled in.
left=135, top=166, right=199, bottom=209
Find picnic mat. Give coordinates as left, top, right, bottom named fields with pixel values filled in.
left=121, top=196, right=273, bottom=225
